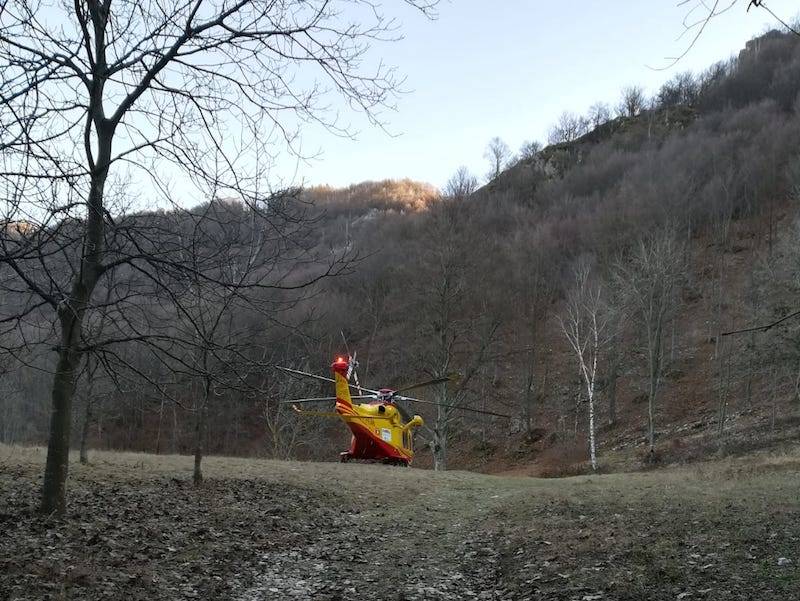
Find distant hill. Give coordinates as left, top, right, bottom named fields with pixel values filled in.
left=305, top=179, right=439, bottom=214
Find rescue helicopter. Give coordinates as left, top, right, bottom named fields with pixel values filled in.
left=276, top=355, right=509, bottom=466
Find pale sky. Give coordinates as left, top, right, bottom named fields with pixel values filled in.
left=285, top=0, right=799, bottom=190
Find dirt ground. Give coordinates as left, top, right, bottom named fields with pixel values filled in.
left=1, top=445, right=798, bottom=601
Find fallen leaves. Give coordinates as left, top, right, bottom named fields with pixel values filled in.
left=2, top=451, right=800, bottom=601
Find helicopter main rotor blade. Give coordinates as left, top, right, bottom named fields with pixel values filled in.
left=275, top=365, right=335, bottom=385
left=281, top=395, right=377, bottom=404
left=395, top=395, right=511, bottom=418
left=281, top=396, right=338, bottom=404
left=392, top=376, right=452, bottom=395
left=275, top=365, right=380, bottom=395
left=391, top=398, right=414, bottom=422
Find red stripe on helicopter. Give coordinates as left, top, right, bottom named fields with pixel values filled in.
left=336, top=400, right=356, bottom=415
left=345, top=421, right=411, bottom=461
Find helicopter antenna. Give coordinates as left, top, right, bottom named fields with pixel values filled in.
left=341, top=330, right=364, bottom=395
left=351, top=351, right=364, bottom=395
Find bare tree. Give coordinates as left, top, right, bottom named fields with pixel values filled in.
left=587, top=102, right=612, bottom=129
left=484, top=137, right=512, bottom=181
left=444, top=166, right=479, bottom=199
left=261, top=354, right=317, bottom=460
left=615, top=231, right=683, bottom=459
left=656, top=71, right=699, bottom=108
left=616, top=85, right=647, bottom=118
left=77, top=354, right=106, bottom=465
left=518, top=249, right=553, bottom=438
left=558, top=260, right=606, bottom=471
left=428, top=319, right=499, bottom=471
left=0, top=0, right=436, bottom=515
left=163, top=201, right=286, bottom=485
left=603, top=295, right=624, bottom=426
left=709, top=205, right=733, bottom=437
left=547, top=112, right=589, bottom=145
left=410, top=201, right=500, bottom=470
left=76, top=270, right=118, bottom=464
left=518, top=140, right=542, bottom=161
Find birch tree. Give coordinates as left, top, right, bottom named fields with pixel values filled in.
left=484, top=137, right=512, bottom=181
left=558, top=261, right=606, bottom=471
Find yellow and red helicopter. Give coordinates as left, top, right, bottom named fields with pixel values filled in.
left=276, top=355, right=508, bottom=466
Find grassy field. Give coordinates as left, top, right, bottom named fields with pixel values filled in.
left=1, top=444, right=798, bottom=600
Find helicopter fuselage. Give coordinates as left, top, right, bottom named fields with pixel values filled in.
left=332, top=358, right=423, bottom=465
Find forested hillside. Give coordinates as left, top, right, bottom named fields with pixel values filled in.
left=4, top=30, right=800, bottom=474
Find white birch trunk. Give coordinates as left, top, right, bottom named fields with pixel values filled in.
left=559, top=265, right=604, bottom=472
left=586, top=317, right=599, bottom=471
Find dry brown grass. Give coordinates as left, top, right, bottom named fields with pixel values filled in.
left=2, top=444, right=799, bottom=600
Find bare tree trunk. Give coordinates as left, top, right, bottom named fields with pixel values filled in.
left=155, top=397, right=165, bottom=455
left=272, top=415, right=281, bottom=459
left=588, top=392, right=597, bottom=470
left=744, top=336, right=754, bottom=408
left=79, top=398, right=92, bottom=465
left=770, top=365, right=778, bottom=433
left=573, top=370, right=581, bottom=440
left=193, top=377, right=211, bottom=486
left=768, top=199, right=774, bottom=260
left=431, top=387, right=448, bottom=471
left=98, top=411, right=105, bottom=449
left=193, top=404, right=205, bottom=485
left=431, top=423, right=447, bottom=472
left=793, top=357, right=800, bottom=406
left=171, top=405, right=179, bottom=454
left=716, top=345, right=731, bottom=438
left=234, top=411, right=240, bottom=452
left=713, top=219, right=731, bottom=438
left=431, top=297, right=452, bottom=471
left=42, top=343, right=81, bottom=514
left=523, top=358, right=535, bottom=436
left=587, top=337, right=599, bottom=472
left=743, top=274, right=760, bottom=411
left=670, top=313, right=677, bottom=362
left=41, top=127, right=111, bottom=514
left=714, top=319, right=725, bottom=437
left=79, top=355, right=100, bottom=465
left=607, top=352, right=618, bottom=426
left=647, top=324, right=663, bottom=456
